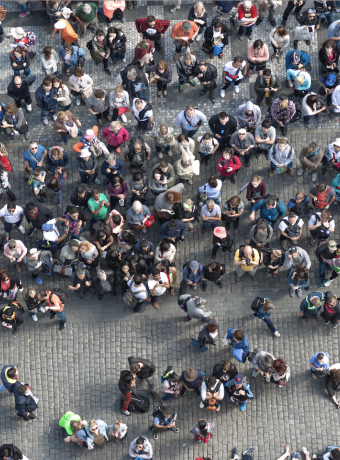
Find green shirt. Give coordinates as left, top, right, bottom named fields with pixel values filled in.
left=88, top=194, right=108, bottom=221
left=59, top=411, right=81, bottom=436
left=75, top=2, right=97, bottom=22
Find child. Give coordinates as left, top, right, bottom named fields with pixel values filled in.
left=47, top=169, right=64, bottom=206
left=0, top=166, right=16, bottom=201
left=32, top=168, right=47, bottom=203
left=109, top=85, right=130, bottom=123
left=191, top=419, right=215, bottom=444
left=110, top=420, right=128, bottom=444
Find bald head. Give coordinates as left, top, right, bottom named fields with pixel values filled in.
left=13, top=76, right=22, bottom=86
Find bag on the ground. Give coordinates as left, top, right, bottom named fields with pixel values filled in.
left=121, top=392, right=150, bottom=413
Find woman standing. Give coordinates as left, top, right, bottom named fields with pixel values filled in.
left=173, top=134, right=195, bottom=157
left=2, top=103, right=29, bottom=139
left=270, top=358, right=291, bottom=387
left=269, top=25, right=290, bottom=64
left=178, top=198, right=200, bottom=233
left=188, top=2, right=208, bottom=41
left=41, top=46, right=60, bottom=77
left=326, top=364, right=340, bottom=408
left=134, top=39, right=154, bottom=68
left=199, top=176, right=223, bottom=206
left=0, top=269, right=23, bottom=300
left=251, top=297, right=280, bottom=337
left=149, top=168, right=168, bottom=196
left=78, top=241, right=99, bottom=273
left=25, top=287, right=46, bottom=322
left=105, top=26, right=127, bottom=64
left=107, top=209, right=125, bottom=236
left=197, top=320, right=219, bottom=350
left=10, top=47, right=30, bottom=77
left=152, top=259, right=177, bottom=295
left=126, top=200, right=151, bottom=234
left=217, top=148, right=241, bottom=184
left=90, top=29, right=111, bottom=75
left=59, top=43, right=86, bottom=77
left=246, top=175, right=266, bottom=204
left=320, top=293, right=340, bottom=328
left=102, top=121, right=129, bottom=153
left=4, top=240, right=27, bottom=274
left=54, top=111, right=82, bottom=145
left=146, top=60, right=172, bottom=98
left=191, top=419, right=215, bottom=443
left=52, top=77, right=72, bottom=111
left=247, top=39, right=269, bottom=78
left=108, top=176, right=128, bottom=209
left=154, top=183, right=184, bottom=224
left=109, top=85, right=129, bottom=123
left=46, top=146, right=69, bottom=177
left=264, top=249, right=284, bottom=278
left=287, top=265, right=309, bottom=298
left=154, top=240, right=176, bottom=263
left=319, top=39, right=339, bottom=74
left=301, top=93, right=327, bottom=128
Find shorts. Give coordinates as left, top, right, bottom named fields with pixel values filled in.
left=61, top=427, right=70, bottom=439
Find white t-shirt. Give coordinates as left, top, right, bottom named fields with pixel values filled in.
left=278, top=216, right=304, bottom=233
left=223, top=61, right=246, bottom=82
left=43, top=218, right=60, bottom=242
left=127, top=279, right=148, bottom=300
left=308, top=213, right=335, bottom=230
left=132, top=99, right=153, bottom=121
left=197, top=136, right=218, bottom=154
left=0, top=204, right=24, bottom=223
left=148, top=271, right=168, bottom=296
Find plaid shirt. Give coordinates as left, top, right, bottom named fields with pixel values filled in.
left=135, top=18, right=170, bottom=34
left=270, top=98, right=296, bottom=123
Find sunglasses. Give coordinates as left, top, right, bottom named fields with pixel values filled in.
left=31, top=147, right=38, bottom=150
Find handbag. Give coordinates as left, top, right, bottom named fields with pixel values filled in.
left=202, top=41, right=212, bottom=54
left=206, top=80, right=217, bottom=91
left=255, top=61, right=266, bottom=71
left=192, top=159, right=200, bottom=176
left=200, top=185, right=207, bottom=201
left=144, top=213, right=156, bottom=228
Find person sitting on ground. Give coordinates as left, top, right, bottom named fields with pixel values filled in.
left=309, top=351, right=330, bottom=380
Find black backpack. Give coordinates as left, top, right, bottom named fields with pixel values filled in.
left=86, top=36, right=94, bottom=51
left=9, top=300, right=25, bottom=315
left=91, top=220, right=109, bottom=236
left=251, top=296, right=265, bottom=312
left=49, top=288, right=68, bottom=305
left=0, top=444, right=23, bottom=460
left=254, top=218, right=269, bottom=236
left=289, top=196, right=310, bottom=217
left=259, top=194, right=280, bottom=213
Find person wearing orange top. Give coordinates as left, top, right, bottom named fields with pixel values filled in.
left=40, top=289, right=67, bottom=331
left=49, top=19, right=79, bottom=47
left=171, top=20, right=199, bottom=61
left=73, top=126, right=99, bottom=153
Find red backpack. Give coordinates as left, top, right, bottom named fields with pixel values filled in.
left=315, top=184, right=331, bottom=209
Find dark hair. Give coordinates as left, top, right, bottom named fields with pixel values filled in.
left=317, top=182, right=326, bottom=193
left=168, top=219, right=178, bottom=229
left=122, top=372, right=134, bottom=386
left=317, top=353, right=324, bottom=361
left=43, top=76, right=52, bottom=86
left=178, top=133, right=189, bottom=143
left=0, top=270, right=10, bottom=281
left=221, top=360, right=232, bottom=371
left=198, top=419, right=208, bottom=436
left=153, top=168, right=165, bottom=181
left=111, top=214, right=122, bottom=225
left=322, top=38, right=337, bottom=50
left=74, top=68, right=84, bottom=77
left=140, top=239, right=149, bottom=248
left=262, top=119, right=272, bottom=128
left=68, top=206, right=78, bottom=216
left=111, top=176, right=124, bottom=187
left=160, top=259, right=170, bottom=271
left=77, top=185, right=86, bottom=194
left=97, top=230, right=107, bottom=240
left=294, top=265, right=309, bottom=280
left=48, top=177, right=59, bottom=191
left=95, top=28, right=105, bottom=36
left=1, top=447, right=11, bottom=457
left=107, top=26, right=122, bottom=36
left=263, top=68, right=271, bottom=77
left=306, top=94, right=318, bottom=111
left=207, top=375, right=217, bottom=386
left=152, top=268, right=160, bottom=276
left=272, top=358, right=287, bottom=376
left=279, top=94, right=288, bottom=101
left=209, top=262, right=221, bottom=273
left=121, top=230, right=137, bottom=246
left=136, top=437, right=145, bottom=446
left=159, top=160, right=168, bottom=169
left=94, top=89, right=105, bottom=99
left=133, top=172, right=144, bottom=181
left=233, top=56, right=243, bottom=63
left=206, top=323, right=218, bottom=333
left=7, top=201, right=16, bottom=211
left=229, top=196, right=241, bottom=207
left=214, top=21, right=223, bottom=29
left=233, top=329, right=244, bottom=341
left=92, top=187, right=100, bottom=196
left=331, top=450, right=340, bottom=460
left=219, top=111, right=227, bottom=120
left=131, top=253, right=140, bottom=264
left=207, top=176, right=218, bottom=188
left=202, top=133, right=212, bottom=141
left=18, top=384, right=28, bottom=395
left=147, top=15, right=156, bottom=22
left=267, top=198, right=275, bottom=207
left=159, top=240, right=170, bottom=253
left=7, top=367, right=16, bottom=378
left=253, top=39, right=263, bottom=49
left=134, top=273, right=143, bottom=285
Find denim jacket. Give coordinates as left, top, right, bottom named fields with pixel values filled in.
left=226, top=328, right=249, bottom=353
left=77, top=420, right=109, bottom=444
left=287, top=268, right=309, bottom=289
left=256, top=306, right=271, bottom=320
left=59, top=45, right=86, bottom=67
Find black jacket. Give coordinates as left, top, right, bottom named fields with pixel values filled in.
left=298, top=10, right=321, bottom=26
left=94, top=268, right=116, bottom=295
left=203, top=264, right=225, bottom=281
left=208, top=113, right=237, bottom=137
left=13, top=382, right=38, bottom=417
left=0, top=444, right=23, bottom=460
left=128, top=357, right=156, bottom=379
left=314, top=0, right=336, bottom=13
left=254, top=74, right=283, bottom=97
left=212, top=233, right=233, bottom=249
left=319, top=47, right=339, bottom=68
left=25, top=293, right=44, bottom=311
left=24, top=202, right=53, bottom=229
left=105, top=31, right=127, bottom=55
left=213, top=362, right=238, bottom=381
left=179, top=204, right=200, bottom=223
left=119, top=370, right=133, bottom=395
left=188, top=6, right=208, bottom=27
left=10, top=51, right=30, bottom=72
left=197, top=319, right=218, bottom=348
left=315, top=243, right=335, bottom=263
left=120, top=65, right=149, bottom=100
left=204, top=23, right=233, bottom=51
left=194, top=62, right=217, bottom=83
left=70, top=187, right=91, bottom=208
left=134, top=240, right=154, bottom=263
left=7, top=75, right=36, bottom=101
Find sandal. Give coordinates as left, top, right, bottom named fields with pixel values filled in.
left=170, top=287, right=175, bottom=295
left=273, top=270, right=278, bottom=278
left=266, top=270, right=271, bottom=276
left=309, top=237, right=316, bottom=246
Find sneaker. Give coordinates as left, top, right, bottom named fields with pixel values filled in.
left=52, top=114, right=57, bottom=121
left=76, top=97, right=81, bottom=106
left=104, top=68, right=111, bottom=76
left=248, top=69, right=253, bottom=78
left=17, top=225, right=25, bottom=235
left=216, top=280, right=223, bottom=289
left=324, top=279, right=333, bottom=286
left=297, top=166, right=305, bottom=176
left=290, top=288, right=295, bottom=297
left=274, top=331, right=280, bottom=337
left=42, top=117, right=48, bottom=125
left=31, top=314, right=38, bottom=322
left=188, top=79, right=196, bottom=86
left=59, top=322, right=66, bottom=331
left=122, top=58, right=126, bottom=63
left=232, top=448, right=239, bottom=460
left=220, top=89, right=226, bottom=98
left=120, top=113, right=127, bottom=123
left=26, top=227, right=36, bottom=237
left=26, top=104, right=32, bottom=112
left=57, top=198, right=64, bottom=207
left=19, top=11, right=29, bottom=17
left=243, top=448, right=255, bottom=456
left=38, top=306, right=46, bottom=313
left=170, top=6, right=180, bottom=12
left=146, top=122, right=155, bottom=133
left=234, top=85, right=240, bottom=94
left=196, top=34, right=202, bottom=41
left=121, top=409, right=131, bottom=416
left=179, top=84, right=184, bottom=93
left=252, top=369, right=259, bottom=378
left=216, top=405, right=220, bottom=411
left=142, top=227, right=147, bottom=234
left=94, top=178, right=102, bottom=185
left=34, top=277, right=43, bottom=285
left=278, top=54, right=283, bottom=64
left=153, top=434, right=158, bottom=440
left=332, top=322, right=338, bottom=328
left=302, top=449, right=309, bottom=456
left=199, top=401, right=204, bottom=408
left=24, top=132, right=30, bottom=140
left=312, top=172, right=318, bottom=182
left=238, top=34, right=244, bottom=41
left=297, top=288, right=302, bottom=298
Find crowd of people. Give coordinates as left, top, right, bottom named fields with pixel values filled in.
left=1, top=0, right=340, bottom=459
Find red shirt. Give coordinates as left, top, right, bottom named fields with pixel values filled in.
left=135, top=18, right=170, bottom=34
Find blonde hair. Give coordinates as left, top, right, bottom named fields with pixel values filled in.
left=113, top=421, right=121, bottom=432
left=251, top=175, right=262, bottom=183
left=277, top=137, right=288, bottom=145
left=136, top=40, right=150, bottom=50
left=50, top=147, right=63, bottom=159
left=115, top=85, right=124, bottom=94
left=194, top=1, right=205, bottom=16
left=185, top=198, right=193, bottom=206
left=57, top=111, right=67, bottom=121
left=271, top=249, right=282, bottom=262
left=132, top=200, right=142, bottom=213
left=89, top=420, right=98, bottom=433
left=79, top=241, right=93, bottom=253
left=262, top=300, right=275, bottom=313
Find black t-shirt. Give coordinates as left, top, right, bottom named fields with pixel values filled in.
left=69, top=270, right=91, bottom=287
left=203, top=264, right=225, bottom=281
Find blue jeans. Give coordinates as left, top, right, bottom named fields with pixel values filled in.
left=19, top=2, right=29, bottom=13
left=60, top=103, right=72, bottom=111
left=56, top=311, right=67, bottom=324
left=14, top=68, right=30, bottom=77
left=221, top=79, right=242, bottom=91
left=321, top=11, right=334, bottom=25
left=199, top=151, right=213, bottom=165
left=79, top=171, right=98, bottom=184
left=111, top=53, right=126, bottom=62
left=136, top=88, right=147, bottom=101
left=53, top=189, right=63, bottom=205
left=253, top=312, right=276, bottom=333
left=162, top=393, right=174, bottom=402
left=203, top=221, right=219, bottom=228
left=0, top=383, right=6, bottom=393
left=239, top=24, right=254, bottom=37
left=41, top=108, right=56, bottom=118
left=14, top=255, right=27, bottom=265
left=181, top=128, right=198, bottom=138
left=4, top=219, right=21, bottom=233
left=226, top=393, right=248, bottom=410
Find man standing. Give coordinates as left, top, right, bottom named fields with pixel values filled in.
left=234, top=245, right=259, bottom=281
left=0, top=202, right=25, bottom=236
left=88, top=188, right=110, bottom=227
left=13, top=382, right=38, bottom=421
left=23, top=141, right=47, bottom=180
left=132, top=98, right=154, bottom=133
left=68, top=267, right=94, bottom=299
left=135, top=15, right=170, bottom=55
left=7, top=75, right=35, bottom=111
left=127, top=274, right=148, bottom=313
left=179, top=260, right=203, bottom=295
left=225, top=374, right=254, bottom=411
left=201, top=200, right=221, bottom=234
left=24, top=201, right=53, bottom=237
left=159, top=218, right=186, bottom=246
left=75, top=2, right=98, bottom=37
left=255, top=119, right=276, bottom=160
left=176, top=52, right=197, bottom=93
left=254, top=68, right=282, bottom=107
left=147, top=268, right=170, bottom=310
left=171, top=20, right=199, bottom=61
left=284, top=246, right=311, bottom=270
left=249, top=196, right=286, bottom=227
left=179, top=367, right=205, bottom=396
left=40, top=288, right=67, bottom=331
left=270, top=94, right=296, bottom=135
left=194, top=61, right=218, bottom=104
left=209, top=111, right=237, bottom=149
left=230, top=128, right=255, bottom=167
left=174, top=105, right=206, bottom=138
left=85, top=89, right=112, bottom=127
left=299, top=291, right=324, bottom=326
left=297, top=141, right=323, bottom=182
left=315, top=240, right=339, bottom=287
left=0, top=364, right=19, bottom=393
left=128, top=356, right=159, bottom=399
left=35, top=76, right=58, bottom=125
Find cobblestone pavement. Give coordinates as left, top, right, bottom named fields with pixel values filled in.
left=1, top=1, right=340, bottom=459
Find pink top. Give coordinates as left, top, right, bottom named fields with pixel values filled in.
left=4, top=240, right=28, bottom=260
left=108, top=209, right=125, bottom=234
left=247, top=43, right=269, bottom=63
left=328, top=50, right=334, bottom=62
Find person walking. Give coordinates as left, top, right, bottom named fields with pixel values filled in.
left=178, top=295, right=212, bottom=322
left=13, top=382, right=38, bottom=421
left=251, top=297, right=280, bottom=337
left=39, top=288, right=67, bottom=331
left=191, top=419, right=215, bottom=444
left=222, top=328, right=250, bottom=363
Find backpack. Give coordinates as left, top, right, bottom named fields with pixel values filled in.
left=178, top=295, right=194, bottom=312
left=250, top=296, right=266, bottom=312
left=160, top=365, right=175, bottom=384
left=9, top=300, right=25, bottom=315
left=26, top=31, right=36, bottom=46
left=0, top=444, right=23, bottom=460
left=121, top=392, right=150, bottom=413
left=289, top=196, right=310, bottom=217
left=315, top=184, right=332, bottom=209
left=91, top=220, right=109, bottom=236
left=49, top=287, right=68, bottom=305
left=259, top=194, right=280, bottom=213
left=37, top=238, right=58, bottom=254
left=86, top=36, right=94, bottom=51
left=123, top=282, right=147, bottom=307
left=203, top=379, right=222, bottom=411
left=281, top=217, right=302, bottom=237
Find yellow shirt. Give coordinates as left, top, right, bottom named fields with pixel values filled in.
left=234, top=248, right=259, bottom=271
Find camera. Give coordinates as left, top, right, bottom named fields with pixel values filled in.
left=245, top=257, right=251, bottom=266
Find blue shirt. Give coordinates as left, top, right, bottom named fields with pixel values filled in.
left=23, top=144, right=46, bottom=169
left=252, top=199, right=286, bottom=222
left=309, top=352, right=330, bottom=372
left=181, top=369, right=205, bottom=388
left=285, top=49, right=311, bottom=70
left=226, top=328, right=249, bottom=353
left=287, top=195, right=310, bottom=210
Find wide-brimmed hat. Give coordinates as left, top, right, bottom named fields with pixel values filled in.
left=184, top=367, right=198, bottom=381
left=11, top=27, right=26, bottom=39
left=214, top=226, right=227, bottom=239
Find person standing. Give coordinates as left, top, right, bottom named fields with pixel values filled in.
left=222, top=328, right=250, bottom=363
left=7, top=75, right=35, bottom=111
left=270, top=94, right=296, bottom=136
left=74, top=3, right=98, bottom=37
left=254, top=69, right=282, bottom=107
left=191, top=419, right=215, bottom=444
left=86, top=89, right=112, bottom=127
left=89, top=29, right=111, bottom=76
left=179, top=367, right=205, bottom=397
left=13, top=382, right=38, bottom=421
left=220, top=56, right=247, bottom=96
left=194, top=61, right=217, bottom=104
left=234, top=245, right=259, bottom=282
left=230, top=128, right=255, bottom=167
left=171, top=20, right=199, bottom=61
left=174, top=106, right=206, bottom=138
left=35, top=76, right=58, bottom=126
left=250, top=350, right=275, bottom=380
left=237, top=1, right=258, bottom=41
left=129, top=437, right=153, bottom=460
left=0, top=364, right=19, bottom=394
left=88, top=188, right=110, bottom=227
left=39, top=288, right=67, bottom=331
left=225, top=374, right=254, bottom=411
left=135, top=15, right=170, bottom=55
left=179, top=260, right=203, bottom=294
left=119, top=369, right=135, bottom=416
left=200, top=374, right=224, bottom=410
left=209, top=111, right=237, bottom=149
left=152, top=406, right=179, bottom=440
left=297, top=141, right=323, bottom=182
left=132, top=98, right=154, bottom=133
left=127, top=274, right=149, bottom=313
left=24, top=201, right=53, bottom=238
left=309, top=352, right=330, bottom=379
left=316, top=240, right=339, bottom=287
left=129, top=357, right=159, bottom=399
left=0, top=202, right=25, bottom=236
left=320, top=292, right=340, bottom=327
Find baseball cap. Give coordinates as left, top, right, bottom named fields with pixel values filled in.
left=326, top=74, right=337, bottom=86
left=238, top=128, right=247, bottom=134
left=328, top=240, right=337, bottom=251
left=42, top=223, right=53, bottom=231
left=29, top=248, right=38, bottom=254
left=334, top=138, right=340, bottom=147
left=234, top=374, right=243, bottom=384
left=190, top=260, right=199, bottom=270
